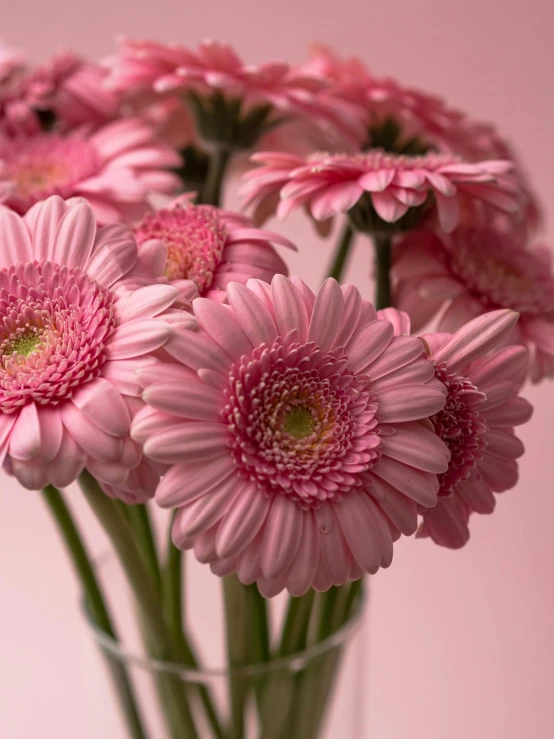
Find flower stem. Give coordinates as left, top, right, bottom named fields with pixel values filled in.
left=327, top=223, right=355, bottom=282
left=41, top=485, right=149, bottom=739
left=373, top=233, right=393, bottom=310
left=127, top=503, right=162, bottom=596
left=222, top=575, right=249, bottom=739
left=203, top=147, right=232, bottom=207
left=278, top=591, right=316, bottom=656
left=79, top=472, right=199, bottom=739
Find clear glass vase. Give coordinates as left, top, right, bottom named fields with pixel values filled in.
left=80, top=554, right=368, bottom=739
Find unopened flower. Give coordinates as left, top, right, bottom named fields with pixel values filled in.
left=393, top=227, right=554, bottom=381
left=134, top=198, right=294, bottom=303
left=242, top=150, right=520, bottom=234
left=0, top=196, right=184, bottom=498
left=135, top=275, right=449, bottom=596
left=0, top=118, right=181, bottom=224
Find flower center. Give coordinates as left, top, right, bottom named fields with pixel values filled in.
left=1, top=134, right=100, bottom=213
left=448, top=228, right=554, bottom=317
left=283, top=406, right=316, bottom=439
left=222, top=337, right=382, bottom=508
left=432, top=362, right=487, bottom=496
left=0, top=261, right=116, bottom=413
left=134, top=205, right=227, bottom=294
left=2, top=328, right=44, bottom=358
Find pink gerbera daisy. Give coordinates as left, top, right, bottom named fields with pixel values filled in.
left=241, top=150, right=521, bottom=234
left=413, top=311, right=532, bottom=548
left=393, top=227, right=554, bottom=381
left=134, top=197, right=294, bottom=303
left=104, top=39, right=367, bottom=150
left=134, top=275, right=450, bottom=596
left=0, top=118, right=181, bottom=224
left=0, top=196, right=184, bottom=498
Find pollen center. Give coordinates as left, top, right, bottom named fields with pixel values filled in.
left=3, top=329, right=45, bottom=358
left=283, top=406, right=316, bottom=440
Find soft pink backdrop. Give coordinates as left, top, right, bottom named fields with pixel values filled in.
left=1, top=1, right=554, bottom=737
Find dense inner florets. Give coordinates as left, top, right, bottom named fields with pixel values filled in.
left=0, top=261, right=116, bottom=413
left=447, top=228, right=554, bottom=317
left=1, top=135, right=100, bottom=212
left=222, top=336, right=382, bottom=508
left=431, top=362, right=487, bottom=496
left=134, top=205, right=228, bottom=293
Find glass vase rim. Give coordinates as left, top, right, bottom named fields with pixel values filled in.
left=81, top=554, right=368, bottom=682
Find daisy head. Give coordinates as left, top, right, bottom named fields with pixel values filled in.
left=0, top=196, right=186, bottom=499
left=0, top=118, right=182, bottom=224
left=134, top=197, right=294, bottom=303
left=393, top=227, right=554, bottom=381
left=134, top=275, right=450, bottom=596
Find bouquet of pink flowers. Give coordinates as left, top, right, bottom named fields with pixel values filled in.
left=0, top=38, right=548, bottom=738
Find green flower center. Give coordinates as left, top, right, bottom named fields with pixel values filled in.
left=3, top=329, right=44, bottom=358
left=283, top=406, right=316, bottom=440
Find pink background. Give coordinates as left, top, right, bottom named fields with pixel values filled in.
left=1, top=0, right=554, bottom=736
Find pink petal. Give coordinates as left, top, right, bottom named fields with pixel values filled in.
left=226, top=282, right=278, bottom=347
left=86, top=231, right=138, bottom=288
left=23, top=196, right=67, bottom=261
left=143, top=380, right=220, bottom=420
left=37, top=407, right=63, bottom=463
left=307, top=278, right=345, bottom=352
left=193, top=298, right=253, bottom=363
left=271, top=275, right=309, bottom=342
left=482, top=429, right=525, bottom=460
left=477, top=455, right=518, bottom=492
left=46, top=430, right=86, bottom=488
left=372, top=479, right=418, bottom=536
left=52, top=199, right=97, bottom=269
left=382, top=423, right=450, bottom=473
left=371, top=191, right=409, bottom=222
left=317, top=505, right=352, bottom=587
left=9, top=403, right=41, bottom=461
left=0, top=206, right=33, bottom=268
left=365, top=335, right=424, bottom=381
left=371, top=457, right=439, bottom=507
left=338, top=284, right=362, bottom=346
left=165, top=326, right=231, bottom=373
left=524, top=318, right=554, bottom=354
left=485, top=397, right=533, bottom=427
left=418, top=497, right=469, bottom=549
left=71, top=378, right=131, bottom=437
left=11, top=459, right=48, bottom=490
left=144, top=422, right=229, bottom=464
left=310, top=181, right=363, bottom=220
left=377, top=384, right=446, bottom=423
left=216, top=484, right=271, bottom=559
left=260, top=495, right=303, bottom=580
left=470, top=345, right=529, bottom=388
left=107, top=319, right=172, bottom=360
left=335, top=493, right=381, bottom=574
left=173, top=476, right=242, bottom=538
left=61, top=404, right=123, bottom=463
left=345, top=320, right=394, bottom=373
left=120, top=285, right=178, bottom=322
left=155, top=459, right=235, bottom=508
left=284, top=512, right=319, bottom=596
left=433, top=310, right=519, bottom=372
left=102, top=356, right=157, bottom=397
left=456, top=477, right=495, bottom=514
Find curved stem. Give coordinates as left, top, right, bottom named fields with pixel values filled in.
left=203, top=147, right=232, bottom=207
left=79, top=472, right=199, bottom=739
left=373, top=233, right=393, bottom=310
left=41, top=485, right=148, bottom=739
left=327, top=223, right=355, bottom=282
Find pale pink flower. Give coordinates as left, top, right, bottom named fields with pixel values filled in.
left=414, top=311, right=533, bottom=548
left=393, top=227, right=554, bottom=381
left=242, top=150, right=521, bottom=233
left=104, top=39, right=367, bottom=149
left=134, top=198, right=294, bottom=303
left=134, top=276, right=450, bottom=596
left=0, top=118, right=181, bottom=224
left=0, top=196, right=186, bottom=498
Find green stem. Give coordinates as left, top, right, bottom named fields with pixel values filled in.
left=127, top=503, right=162, bottom=596
left=279, top=591, right=316, bottom=656
left=222, top=575, right=249, bottom=739
left=203, top=147, right=232, bottom=207
left=373, top=233, right=393, bottom=310
left=327, top=223, right=355, bottom=282
left=161, top=526, right=225, bottom=739
left=79, top=472, right=199, bottom=739
left=41, top=486, right=148, bottom=739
